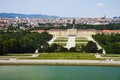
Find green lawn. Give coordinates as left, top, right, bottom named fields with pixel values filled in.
left=56, top=37, right=68, bottom=40
left=0, top=54, right=32, bottom=59
left=75, top=40, right=88, bottom=42
left=5, top=54, right=32, bottom=56
left=54, top=39, right=68, bottom=42
left=101, top=54, right=120, bottom=61
left=75, top=37, right=88, bottom=40
left=24, top=52, right=96, bottom=60
left=101, top=54, right=120, bottom=57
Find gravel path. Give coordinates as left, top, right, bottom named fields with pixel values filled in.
left=66, top=37, right=75, bottom=49
left=48, top=36, right=57, bottom=45
left=0, top=60, right=120, bottom=66
left=31, top=54, right=40, bottom=57
left=87, top=36, right=106, bottom=54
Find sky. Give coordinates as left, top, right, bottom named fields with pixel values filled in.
left=0, top=0, right=120, bottom=18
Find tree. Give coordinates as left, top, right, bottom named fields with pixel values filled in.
left=3, top=39, right=21, bottom=53
left=85, top=41, right=98, bottom=53
left=50, top=43, right=58, bottom=52
left=69, top=47, right=76, bottom=52
left=0, top=31, right=53, bottom=54
left=105, top=42, right=120, bottom=54
left=9, top=39, right=21, bottom=53
left=81, top=44, right=86, bottom=52
left=98, top=49, right=103, bottom=54
left=7, top=26, right=16, bottom=31
left=40, top=43, right=51, bottom=53
left=0, top=42, right=4, bottom=55
left=50, top=43, right=68, bottom=52
left=60, top=47, right=68, bottom=52
left=93, top=33, right=120, bottom=54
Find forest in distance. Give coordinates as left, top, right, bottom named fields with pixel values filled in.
left=32, top=23, right=120, bottom=30
left=5, top=23, right=120, bottom=31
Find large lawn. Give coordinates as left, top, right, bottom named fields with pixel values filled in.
left=34, top=53, right=96, bottom=60
left=101, top=54, right=120, bottom=57
left=101, top=54, right=120, bottom=61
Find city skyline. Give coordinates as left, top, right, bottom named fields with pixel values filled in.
left=0, top=0, right=120, bottom=18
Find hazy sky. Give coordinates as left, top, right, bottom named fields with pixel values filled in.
left=0, top=0, right=120, bottom=18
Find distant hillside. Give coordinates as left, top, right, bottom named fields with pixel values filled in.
left=0, top=13, right=59, bottom=18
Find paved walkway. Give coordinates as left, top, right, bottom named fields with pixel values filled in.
left=87, top=36, right=106, bottom=54
left=31, top=54, right=39, bottom=57
left=48, top=36, right=57, bottom=45
left=95, top=54, right=102, bottom=58
left=0, top=60, right=120, bottom=66
left=66, top=37, right=75, bottom=49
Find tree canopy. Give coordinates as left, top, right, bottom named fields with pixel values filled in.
left=0, top=31, right=53, bottom=55
left=93, top=33, right=120, bottom=54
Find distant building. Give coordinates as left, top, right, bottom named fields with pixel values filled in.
left=100, top=30, right=120, bottom=34
left=47, top=29, right=97, bottom=37
left=32, top=30, right=46, bottom=33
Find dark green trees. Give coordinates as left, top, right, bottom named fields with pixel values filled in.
left=0, top=42, right=4, bottom=55
left=0, top=31, right=53, bottom=54
left=76, top=23, right=120, bottom=30
left=50, top=43, right=68, bottom=52
left=3, top=39, right=21, bottom=53
left=39, top=43, right=51, bottom=53
left=93, top=33, right=120, bottom=54
left=85, top=41, right=98, bottom=53
left=105, top=42, right=120, bottom=54
left=69, top=47, right=76, bottom=52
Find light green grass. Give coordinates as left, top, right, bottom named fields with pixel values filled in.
left=38, top=53, right=96, bottom=60
left=75, top=40, right=88, bottom=42
left=0, top=54, right=32, bottom=59
left=22, top=52, right=97, bottom=60
left=101, top=54, right=120, bottom=61
left=75, top=37, right=88, bottom=40
left=56, top=37, right=68, bottom=40
left=101, top=54, right=120, bottom=57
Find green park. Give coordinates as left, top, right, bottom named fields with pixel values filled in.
left=0, top=30, right=120, bottom=61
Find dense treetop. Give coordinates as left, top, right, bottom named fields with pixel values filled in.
left=0, top=30, right=53, bottom=55
left=93, top=33, right=120, bottom=54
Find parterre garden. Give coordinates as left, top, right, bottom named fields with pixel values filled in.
left=52, top=37, right=68, bottom=47
left=75, top=37, right=88, bottom=47
left=51, top=37, right=89, bottom=47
